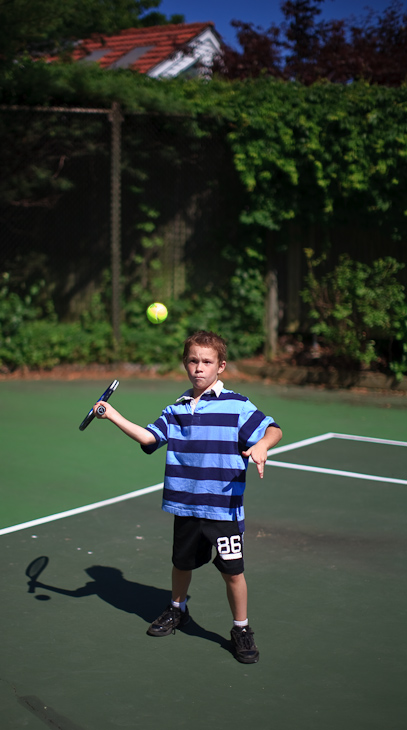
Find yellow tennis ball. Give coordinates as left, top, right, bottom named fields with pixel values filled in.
left=146, top=302, right=168, bottom=324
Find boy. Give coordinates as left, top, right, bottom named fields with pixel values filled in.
left=94, top=330, right=282, bottom=663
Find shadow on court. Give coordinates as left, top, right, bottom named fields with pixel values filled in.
left=28, top=562, right=231, bottom=652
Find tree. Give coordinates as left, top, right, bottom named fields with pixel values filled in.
left=212, top=20, right=282, bottom=80
left=281, top=0, right=323, bottom=78
left=346, top=2, right=407, bottom=86
left=214, top=0, right=407, bottom=87
left=0, top=0, right=184, bottom=63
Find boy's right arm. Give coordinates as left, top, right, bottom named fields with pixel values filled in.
left=93, top=401, right=156, bottom=446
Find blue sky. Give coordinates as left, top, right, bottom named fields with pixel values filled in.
left=158, top=0, right=407, bottom=48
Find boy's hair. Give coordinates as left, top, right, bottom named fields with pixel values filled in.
left=183, top=331, right=227, bottom=365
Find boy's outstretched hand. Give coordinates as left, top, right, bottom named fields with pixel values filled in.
left=242, top=443, right=269, bottom=478
left=242, top=426, right=283, bottom=479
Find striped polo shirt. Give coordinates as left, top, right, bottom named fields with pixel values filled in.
left=141, top=381, right=278, bottom=529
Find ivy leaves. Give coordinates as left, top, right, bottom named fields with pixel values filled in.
left=217, top=80, right=407, bottom=236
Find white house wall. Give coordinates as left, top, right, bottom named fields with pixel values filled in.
left=147, top=28, right=221, bottom=78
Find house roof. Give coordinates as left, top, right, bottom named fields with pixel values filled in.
left=70, top=22, right=221, bottom=76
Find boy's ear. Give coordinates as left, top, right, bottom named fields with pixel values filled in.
left=218, top=360, right=226, bottom=374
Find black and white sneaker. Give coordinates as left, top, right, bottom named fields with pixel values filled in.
left=230, top=625, right=259, bottom=664
left=147, top=604, right=190, bottom=637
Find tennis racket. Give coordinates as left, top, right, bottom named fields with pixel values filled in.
left=25, top=556, right=49, bottom=593
left=79, top=379, right=119, bottom=431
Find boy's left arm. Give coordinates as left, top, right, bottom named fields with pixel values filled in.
left=242, top=425, right=283, bottom=479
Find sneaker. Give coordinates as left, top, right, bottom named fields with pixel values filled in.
left=230, top=625, right=259, bottom=664
left=147, top=604, right=190, bottom=637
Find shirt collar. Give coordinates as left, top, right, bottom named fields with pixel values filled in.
left=176, top=380, right=224, bottom=403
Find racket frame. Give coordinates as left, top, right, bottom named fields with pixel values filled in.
left=79, top=379, right=119, bottom=431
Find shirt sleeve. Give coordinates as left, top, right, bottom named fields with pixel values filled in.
left=237, top=399, right=278, bottom=452
left=140, top=409, right=170, bottom=454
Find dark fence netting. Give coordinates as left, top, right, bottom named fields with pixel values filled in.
left=0, top=105, right=241, bottom=324
left=120, top=111, right=242, bottom=302
left=0, top=106, right=112, bottom=318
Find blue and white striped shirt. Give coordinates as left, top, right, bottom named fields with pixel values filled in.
left=142, top=381, right=278, bottom=529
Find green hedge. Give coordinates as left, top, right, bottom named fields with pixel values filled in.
left=0, top=277, right=266, bottom=371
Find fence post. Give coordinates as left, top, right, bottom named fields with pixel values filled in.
left=109, top=102, right=123, bottom=346
left=264, top=231, right=279, bottom=360
left=265, top=267, right=279, bottom=360
left=286, top=224, right=301, bottom=332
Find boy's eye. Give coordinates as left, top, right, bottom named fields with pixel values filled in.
left=188, top=357, right=214, bottom=365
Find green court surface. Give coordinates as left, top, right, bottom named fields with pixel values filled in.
left=1, top=379, right=407, bottom=730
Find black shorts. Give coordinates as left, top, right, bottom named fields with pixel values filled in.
left=172, top=516, right=245, bottom=575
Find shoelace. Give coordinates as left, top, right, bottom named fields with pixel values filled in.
left=235, top=628, right=255, bottom=649
left=165, top=605, right=180, bottom=634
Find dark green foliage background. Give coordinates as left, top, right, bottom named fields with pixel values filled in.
left=0, top=63, right=406, bottom=372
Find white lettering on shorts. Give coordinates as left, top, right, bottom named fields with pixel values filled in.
left=216, top=535, right=243, bottom=560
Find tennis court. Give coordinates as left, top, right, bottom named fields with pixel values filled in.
left=1, top=379, right=406, bottom=730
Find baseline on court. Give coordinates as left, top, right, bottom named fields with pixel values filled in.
left=262, top=431, right=407, bottom=486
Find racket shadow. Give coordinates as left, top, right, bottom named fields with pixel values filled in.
left=25, top=555, right=49, bottom=594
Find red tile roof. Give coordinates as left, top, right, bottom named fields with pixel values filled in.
left=70, top=22, right=218, bottom=73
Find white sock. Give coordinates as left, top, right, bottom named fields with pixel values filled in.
left=233, top=618, right=249, bottom=628
left=171, top=599, right=187, bottom=612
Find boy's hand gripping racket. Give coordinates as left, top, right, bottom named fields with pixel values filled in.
left=79, top=379, right=119, bottom=431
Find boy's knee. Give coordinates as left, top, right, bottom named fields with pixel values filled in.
left=222, top=572, right=245, bottom=585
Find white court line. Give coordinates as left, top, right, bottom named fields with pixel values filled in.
left=267, top=432, right=336, bottom=457
left=3, top=433, right=406, bottom=537
left=330, top=432, right=407, bottom=447
left=267, top=432, right=407, bottom=458
left=0, top=483, right=164, bottom=537
left=262, top=432, right=407, bottom=484
left=3, top=433, right=332, bottom=537
left=265, top=460, right=407, bottom=485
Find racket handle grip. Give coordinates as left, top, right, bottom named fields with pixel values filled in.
left=96, top=404, right=106, bottom=416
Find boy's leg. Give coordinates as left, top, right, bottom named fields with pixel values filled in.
left=172, top=566, right=192, bottom=604
left=146, top=566, right=192, bottom=637
left=147, top=517, right=197, bottom=638
left=221, top=572, right=248, bottom=622
left=221, top=573, right=259, bottom=665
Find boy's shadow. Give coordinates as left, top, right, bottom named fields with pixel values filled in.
left=33, top=564, right=230, bottom=652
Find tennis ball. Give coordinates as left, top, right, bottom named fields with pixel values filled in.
left=146, top=302, right=168, bottom=324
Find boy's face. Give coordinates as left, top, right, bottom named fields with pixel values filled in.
left=185, top=345, right=226, bottom=397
